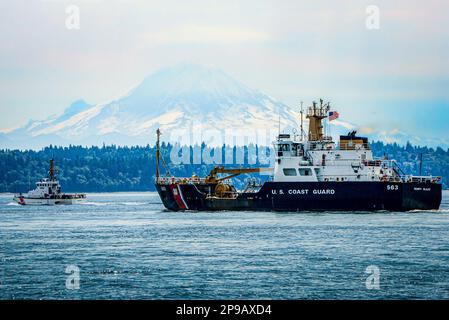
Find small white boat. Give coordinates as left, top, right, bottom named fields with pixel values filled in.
left=13, top=159, right=86, bottom=206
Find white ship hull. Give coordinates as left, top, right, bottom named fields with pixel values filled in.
left=13, top=196, right=86, bottom=206
left=14, top=159, right=87, bottom=206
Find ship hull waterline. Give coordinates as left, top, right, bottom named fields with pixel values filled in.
left=13, top=196, right=86, bottom=206
left=155, top=181, right=442, bottom=212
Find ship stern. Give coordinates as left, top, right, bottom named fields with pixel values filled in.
left=402, top=182, right=442, bottom=210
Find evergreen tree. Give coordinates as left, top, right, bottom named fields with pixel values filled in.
left=0, top=141, right=447, bottom=192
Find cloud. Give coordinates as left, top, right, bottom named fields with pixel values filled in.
left=390, top=128, right=400, bottom=135
left=0, top=0, right=448, bottom=146
left=142, top=25, right=270, bottom=45
left=359, top=127, right=375, bottom=134
left=330, top=119, right=356, bottom=130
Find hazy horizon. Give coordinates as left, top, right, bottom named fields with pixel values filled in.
left=0, top=0, right=448, bottom=146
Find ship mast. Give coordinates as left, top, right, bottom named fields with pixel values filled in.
left=49, top=159, right=56, bottom=181
left=155, top=128, right=172, bottom=182
left=306, top=99, right=330, bottom=141
left=156, top=128, right=161, bottom=184
left=300, top=101, right=304, bottom=141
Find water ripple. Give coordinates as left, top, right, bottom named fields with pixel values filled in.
left=0, top=191, right=448, bottom=299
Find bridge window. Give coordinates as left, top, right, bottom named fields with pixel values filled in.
left=283, top=168, right=297, bottom=176
left=299, top=168, right=312, bottom=176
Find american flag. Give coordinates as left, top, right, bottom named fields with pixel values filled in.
left=329, top=111, right=339, bottom=121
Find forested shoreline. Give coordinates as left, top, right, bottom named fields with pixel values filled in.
left=0, top=141, right=447, bottom=193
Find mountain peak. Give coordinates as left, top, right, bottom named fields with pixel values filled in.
left=139, top=63, right=255, bottom=96
left=63, top=99, right=91, bottom=117
left=0, top=64, right=295, bottom=149
left=1, top=63, right=298, bottom=149
left=121, top=63, right=265, bottom=116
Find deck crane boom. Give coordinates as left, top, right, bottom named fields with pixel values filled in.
left=205, top=166, right=273, bottom=184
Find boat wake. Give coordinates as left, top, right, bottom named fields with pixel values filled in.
left=6, top=202, right=19, bottom=206
left=409, top=208, right=449, bottom=213
left=80, top=201, right=147, bottom=206
left=120, top=202, right=147, bottom=206
left=80, top=202, right=110, bottom=206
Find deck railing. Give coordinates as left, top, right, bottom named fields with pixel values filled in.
left=338, top=143, right=371, bottom=151
left=156, top=176, right=207, bottom=185
left=402, top=175, right=442, bottom=184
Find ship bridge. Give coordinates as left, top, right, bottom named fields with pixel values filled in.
left=272, top=99, right=402, bottom=183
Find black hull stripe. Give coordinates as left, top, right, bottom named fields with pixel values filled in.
left=156, top=181, right=442, bottom=212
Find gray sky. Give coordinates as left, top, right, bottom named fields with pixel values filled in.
left=0, top=0, right=448, bottom=140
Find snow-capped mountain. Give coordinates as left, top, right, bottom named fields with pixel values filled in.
left=1, top=63, right=447, bottom=150
left=0, top=64, right=299, bottom=149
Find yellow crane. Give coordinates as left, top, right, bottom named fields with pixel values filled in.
left=204, top=166, right=272, bottom=198
left=205, top=166, right=273, bottom=184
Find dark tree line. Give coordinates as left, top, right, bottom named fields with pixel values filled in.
left=0, top=141, right=447, bottom=193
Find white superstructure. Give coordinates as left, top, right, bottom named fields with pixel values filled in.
left=272, top=100, right=437, bottom=184
left=13, top=159, right=86, bottom=205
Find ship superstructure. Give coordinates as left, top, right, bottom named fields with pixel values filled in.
left=13, top=159, right=86, bottom=205
left=155, top=100, right=442, bottom=211
left=274, top=100, right=407, bottom=184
